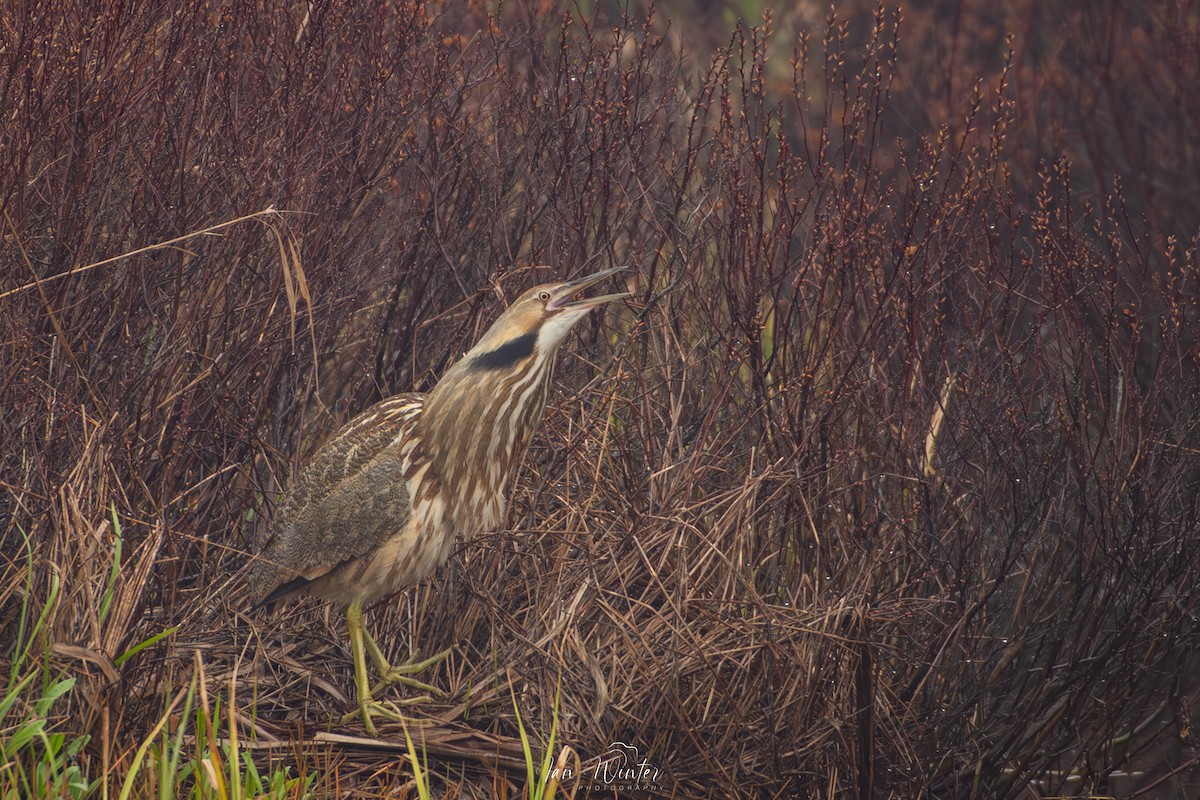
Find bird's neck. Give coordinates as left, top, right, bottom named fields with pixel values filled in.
left=415, top=343, right=557, bottom=534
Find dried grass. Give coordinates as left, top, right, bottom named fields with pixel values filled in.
left=2, top=1, right=1199, bottom=797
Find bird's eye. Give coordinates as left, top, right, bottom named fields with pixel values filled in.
left=538, top=290, right=552, bottom=302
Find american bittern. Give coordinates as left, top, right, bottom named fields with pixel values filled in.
left=249, top=266, right=630, bottom=734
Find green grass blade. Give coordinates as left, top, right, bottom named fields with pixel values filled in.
left=115, top=627, right=180, bottom=668
left=98, top=505, right=124, bottom=626
left=511, top=693, right=536, bottom=800
left=400, top=719, right=431, bottom=800
left=161, top=673, right=197, bottom=800
left=117, top=687, right=187, bottom=800
left=535, top=680, right=561, bottom=799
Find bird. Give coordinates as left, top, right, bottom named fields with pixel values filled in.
left=248, top=266, right=630, bottom=734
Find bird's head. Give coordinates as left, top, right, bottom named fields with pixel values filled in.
left=466, top=266, right=631, bottom=370
left=420, top=265, right=631, bottom=504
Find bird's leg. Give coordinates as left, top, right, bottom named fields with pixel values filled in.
left=359, top=628, right=451, bottom=697
left=340, top=600, right=428, bottom=734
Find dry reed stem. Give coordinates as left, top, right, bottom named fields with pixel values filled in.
left=2, top=1, right=1199, bottom=798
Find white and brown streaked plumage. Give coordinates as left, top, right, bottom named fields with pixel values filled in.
left=248, top=266, right=630, bottom=733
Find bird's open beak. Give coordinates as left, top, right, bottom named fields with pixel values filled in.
left=548, top=266, right=632, bottom=312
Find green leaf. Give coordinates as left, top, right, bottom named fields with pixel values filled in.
left=33, top=676, right=76, bottom=716
left=5, top=718, right=46, bottom=756
left=65, top=734, right=90, bottom=758
left=0, top=670, right=39, bottom=727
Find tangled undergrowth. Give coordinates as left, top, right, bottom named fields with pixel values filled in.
left=3, top=1, right=1198, bottom=797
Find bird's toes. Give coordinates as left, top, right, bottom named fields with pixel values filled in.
left=342, top=697, right=434, bottom=734
left=341, top=702, right=378, bottom=734
left=375, top=671, right=443, bottom=696
left=393, top=646, right=454, bottom=674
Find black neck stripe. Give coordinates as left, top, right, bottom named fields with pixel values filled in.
left=472, top=332, right=537, bottom=369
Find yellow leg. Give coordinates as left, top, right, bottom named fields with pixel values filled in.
left=361, top=629, right=451, bottom=696
left=348, top=599, right=370, bottom=709
left=339, top=599, right=448, bottom=734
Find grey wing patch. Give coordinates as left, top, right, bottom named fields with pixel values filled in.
left=248, top=394, right=423, bottom=604
left=278, top=393, right=424, bottom=514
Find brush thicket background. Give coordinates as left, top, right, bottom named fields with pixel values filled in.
left=2, top=0, right=1199, bottom=797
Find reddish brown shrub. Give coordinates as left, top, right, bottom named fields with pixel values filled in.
left=2, top=1, right=1197, bottom=796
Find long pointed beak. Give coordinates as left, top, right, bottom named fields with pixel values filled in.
left=548, top=266, right=632, bottom=312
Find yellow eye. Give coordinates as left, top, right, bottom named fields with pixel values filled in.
left=538, top=290, right=552, bottom=302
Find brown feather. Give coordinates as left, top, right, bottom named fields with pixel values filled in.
left=248, top=394, right=423, bottom=605
left=248, top=269, right=629, bottom=615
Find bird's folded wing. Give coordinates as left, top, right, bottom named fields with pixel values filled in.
left=249, top=393, right=424, bottom=603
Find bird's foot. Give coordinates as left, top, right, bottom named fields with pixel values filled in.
left=370, top=647, right=454, bottom=698
left=342, top=693, right=435, bottom=736
left=345, top=604, right=444, bottom=735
